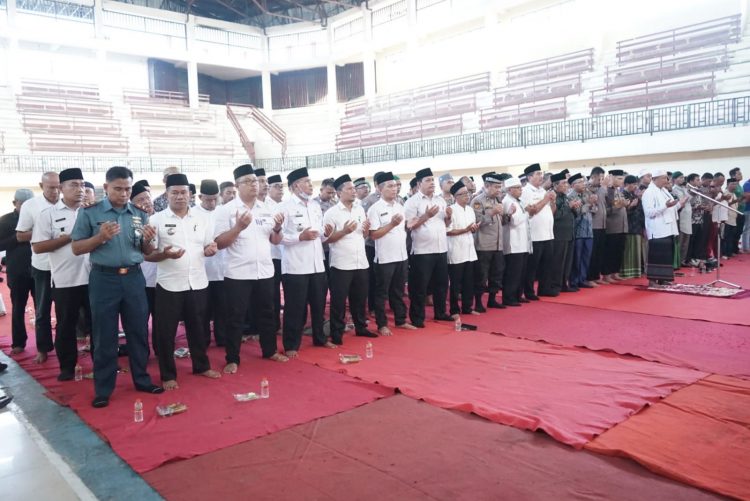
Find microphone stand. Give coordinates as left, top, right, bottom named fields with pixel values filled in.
left=688, top=188, right=742, bottom=289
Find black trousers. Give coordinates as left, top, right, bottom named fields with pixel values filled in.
left=408, top=252, right=448, bottom=325
left=734, top=214, right=744, bottom=253
left=365, top=245, right=376, bottom=312
left=475, top=250, right=504, bottom=295
left=550, top=239, right=574, bottom=293
left=525, top=239, right=554, bottom=297
left=52, top=285, right=90, bottom=375
left=8, top=272, right=35, bottom=350
left=205, top=280, right=226, bottom=347
left=282, top=272, right=328, bottom=351
left=329, top=267, right=369, bottom=344
left=272, top=258, right=282, bottom=332
left=449, top=261, right=475, bottom=315
left=690, top=223, right=707, bottom=260
left=31, top=266, right=54, bottom=353
left=154, top=285, right=210, bottom=381
left=503, top=253, right=528, bottom=305
left=603, top=233, right=626, bottom=275
left=224, top=277, right=276, bottom=363
left=587, top=229, right=607, bottom=281
left=145, top=286, right=157, bottom=354
left=373, top=260, right=408, bottom=329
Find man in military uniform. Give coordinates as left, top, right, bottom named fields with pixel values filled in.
left=550, top=172, right=580, bottom=294
left=471, top=173, right=506, bottom=311
left=71, top=166, right=164, bottom=408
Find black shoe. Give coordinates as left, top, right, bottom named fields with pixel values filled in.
left=503, top=302, right=522, bottom=307
left=577, top=283, right=594, bottom=289
left=474, top=296, right=486, bottom=313
left=0, top=362, right=7, bottom=373
left=92, top=395, right=109, bottom=408
left=434, top=314, right=453, bottom=321
left=538, top=292, right=560, bottom=297
left=525, top=295, right=539, bottom=301
left=57, top=372, right=75, bottom=382
left=560, top=287, right=578, bottom=293
left=0, top=396, right=12, bottom=409
left=412, top=322, right=426, bottom=329
left=356, top=331, right=378, bottom=338
left=487, top=299, right=506, bottom=309
left=135, top=384, right=164, bottom=394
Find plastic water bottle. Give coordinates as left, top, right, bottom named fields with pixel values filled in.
left=365, top=341, right=373, bottom=359
left=74, top=364, right=83, bottom=382
left=454, top=316, right=462, bottom=332
left=134, top=399, right=143, bottom=423
left=260, top=377, right=269, bottom=399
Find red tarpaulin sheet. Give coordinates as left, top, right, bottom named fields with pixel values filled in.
left=467, top=302, right=750, bottom=380
left=144, top=395, right=722, bottom=501
left=296, top=324, right=705, bottom=448
left=0, top=331, right=392, bottom=473
left=586, top=375, right=750, bottom=500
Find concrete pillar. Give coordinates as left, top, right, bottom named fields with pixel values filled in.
left=187, top=60, right=199, bottom=109
left=327, top=61, right=337, bottom=108
left=261, top=69, right=273, bottom=113
left=93, top=0, right=104, bottom=39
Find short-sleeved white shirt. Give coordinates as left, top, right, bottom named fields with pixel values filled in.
left=275, top=195, right=326, bottom=275
left=403, top=191, right=448, bottom=255
left=31, top=200, right=90, bottom=288
left=16, top=194, right=55, bottom=270
left=367, top=198, right=408, bottom=264
left=213, top=197, right=276, bottom=281
left=322, top=202, right=369, bottom=270
left=264, top=197, right=283, bottom=260
left=447, top=203, right=478, bottom=264
left=151, top=207, right=213, bottom=292
left=195, top=204, right=225, bottom=281
left=521, top=184, right=554, bottom=242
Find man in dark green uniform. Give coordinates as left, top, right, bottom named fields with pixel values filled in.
left=550, top=171, right=580, bottom=294
left=71, top=166, right=163, bottom=408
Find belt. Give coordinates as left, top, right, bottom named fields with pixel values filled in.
left=91, top=264, right=141, bottom=275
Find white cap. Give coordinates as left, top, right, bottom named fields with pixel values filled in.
left=504, top=177, right=521, bottom=188
left=639, top=167, right=652, bottom=177
left=652, top=169, right=668, bottom=178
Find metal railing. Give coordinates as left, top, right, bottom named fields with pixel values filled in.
left=17, top=0, right=93, bottom=21
left=0, top=96, right=747, bottom=174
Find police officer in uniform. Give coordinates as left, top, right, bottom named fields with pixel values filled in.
left=71, top=166, right=163, bottom=408
left=471, top=172, right=506, bottom=311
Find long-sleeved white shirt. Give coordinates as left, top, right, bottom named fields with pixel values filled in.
left=642, top=184, right=679, bottom=239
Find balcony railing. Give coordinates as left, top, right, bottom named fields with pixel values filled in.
left=0, top=95, right=747, bottom=173
left=17, top=0, right=93, bottom=21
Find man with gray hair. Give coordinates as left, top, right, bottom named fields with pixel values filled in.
left=0, top=188, right=35, bottom=355
left=153, top=166, right=181, bottom=212
left=16, top=171, right=60, bottom=363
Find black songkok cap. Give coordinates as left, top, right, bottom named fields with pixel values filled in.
left=568, top=173, right=584, bottom=184
left=59, top=168, right=84, bottom=183
left=560, top=169, right=570, bottom=176
left=131, top=183, right=149, bottom=200
left=481, top=171, right=496, bottom=181
left=189, top=183, right=196, bottom=195
left=449, top=179, right=466, bottom=195
left=608, top=169, right=625, bottom=176
left=415, top=168, right=433, bottom=181
left=333, top=174, right=352, bottom=190
left=84, top=181, right=95, bottom=190
left=523, top=163, right=541, bottom=175
left=353, top=177, right=367, bottom=188
left=233, top=164, right=254, bottom=180
left=484, top=173, right=504, bottom=184
left=287, top=167, right=309, bottom=185
left=498, top=173, right=513, bottom=182
left=409, top=177, right=417, bottom=189
left=134, top=179, right=150, bottom=189
left=374, top=171, right=394, bottom=185
left=166, top=173, right=189, bottom=188
left=200, top=179, right=219, bottom=195
left=267, top=174, right=282, bottom=185
left=254, top=168, right=266, bottom=177
left=550, top=172, right=567, bottom=183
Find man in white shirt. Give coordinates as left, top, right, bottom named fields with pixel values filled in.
left=520, top=163, right=557, bottom=300
left=214, top=165, right=289, bottom=371
left=195, top=179, right=226, bottom=348
left=31, top=168, right=91, bottom=381
left=323, top=174, right=377, bottom=345
left=15, top=171, right=60, bottom=363
left=130, top=182, right=158, bottom=355
left=276, top=168, right=336, bottom=356
left=368, top=172, right=415, bottom=336
left=642, top=169, right=687, bottom=286
left=219, top=181, right=236, bottom=205
left=266, top=174, right=285, bottom=333
left=446, top=180, right=479, bottom=317
left=148, top=174, right=221, bottom=390
left=404, top=167, right=453, bottom=327
left=501, top=177, right=530, bottom=306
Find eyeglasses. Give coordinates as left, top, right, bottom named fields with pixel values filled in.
left=237, top=179, right=258, bottom=185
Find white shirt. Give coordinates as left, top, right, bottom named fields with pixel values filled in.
left=16, top=194, right=55, bottom=271
left=403, top=191, right=448, bottom=255
left=141, top=261, right=158, bottom=288
left=520, top=184, right=554, bottom=242
left=447, top=203, right=478, bottom=264
left=265, top=197, right=283, bottom=260
left=322, top=202, right=369, bottom=270
left=31, top=200, right=90, bottom=288
left=367, top=198, right=408, bottom=264
left=195, top=205, right=225, bottom=281
left=151, top=207, right=213, bottom=292
left=503, top=196, right=531, bottom=254
left=642, top=184, right=679, bottom=239
left=275, top=194, right=326, bottom=275
left=712, top=192, right=729, bottom=223
left=214, top=197, right=276, bottom=281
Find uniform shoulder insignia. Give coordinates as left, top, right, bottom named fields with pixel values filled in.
left=473, top=201, right=483, bottom=210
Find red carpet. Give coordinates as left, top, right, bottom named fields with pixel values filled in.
left=586, top=375, right=750, bottom=500
left=296, top=323, right=705, bottom=448
left=1, top=332, right=392, bottom=473
left=144, top=395, right=722, bottom=501
left=467, top=302, right=750, bottom=380
left=617, top=253, right=750, bottom=289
